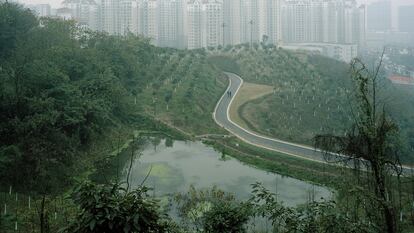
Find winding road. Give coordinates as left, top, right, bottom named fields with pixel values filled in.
left=213, top=72, right=413, bottom=173
left=213, top=72, right=330, bottom=163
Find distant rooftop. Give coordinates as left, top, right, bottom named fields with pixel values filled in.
left=388, top=75, right=414, bottom=85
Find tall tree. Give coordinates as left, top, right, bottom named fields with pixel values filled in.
left=315, top=56, right=402, bottom=233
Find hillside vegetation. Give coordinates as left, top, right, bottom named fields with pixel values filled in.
left=210, top=45, right=414, bottom=163
left=0, top=3, right=225, bottom=193
left=1, top=4, right=414, bottom=233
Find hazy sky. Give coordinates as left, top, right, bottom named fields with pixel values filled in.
left=16, top=0, right=414, bottom=9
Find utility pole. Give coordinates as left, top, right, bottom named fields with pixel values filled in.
left=222, top=22, right=226, bottom=47
left=249, top=20, right=254, bottom=47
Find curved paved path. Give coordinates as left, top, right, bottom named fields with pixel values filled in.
left=213, top=72, right=329, bottom=163
left=213, top=72, right=414, bottom=173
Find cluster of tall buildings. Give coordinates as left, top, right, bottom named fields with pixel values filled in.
left=364, top=0, right=414, bottom=48
left=366, top=0, right=414, bottom=34
left=282, top=0, right=365, bottom=46
left=399, top=5, right=414, bottom=34
left=26, top=0, right=367, bottom=51
left=51, top=0, right=284, bottom=50
left=3, top=0, right=412, bottom=61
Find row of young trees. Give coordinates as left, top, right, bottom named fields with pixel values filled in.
left=211, top=44, right=414, bottom=164
left=0, top=2, right=224, bottom=197
left=209, top=46, right=355, bottom=145
left=226, top=44, right=412, bottom=232
left=208, top=42, right=412, bottom=232
left=0, top=2, right=412, bottom=232
left=58, top=55, right=410, bottom=233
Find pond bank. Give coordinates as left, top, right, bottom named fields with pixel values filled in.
left=110, top=137, right=332, bottom=205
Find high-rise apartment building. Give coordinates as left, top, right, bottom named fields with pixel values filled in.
left=187, top=0, right=204, bottom=49
left=96, top=0, right=131, bottom=35
left=175, top=0, right=187, bottom=49
left=308, top=0, right=322, bottom=42
left=239, top=0, right=276, bottom=44
left=367, top=0, right=391, bottom=32
left=100, top=0, right=119, bottom=35
left=322, top=0, right=340, bottom=43
left=33, top=4, right=51, bottom=17
left=131, top=0, right=158, bottom=42
left=223, top=0, right=281, bottom=46
left=88, top=2, right=100, bottom=31
left=282, top=0, right=363, bottom=46
left=133, top=0, right=181, bottom=47
left=55, top=7, right=73, bottom=20
left=62, top=0, right=100, bottom=31
left=157, top=0, right=179, bottom=47
left=144, top=0, right=158, bottom=43
left=266, top=0, right=282, bottom=45
left=47, top=0, right=365, bottom=51
left=223, top=0, right=242, bottom=45
left=131, top=0, right=143, bottom=35
left=204, top=0, right=223, bottom=47
left=241, top=0, right=260, bottom=43
left=343, top=1, right=365, bottom=46
left=257, top=0, right=267, bottom=41
left=399, top=5, right=414, bottom=33
left=63, top=0, right=92, bottom=25
left=282, top=0, right=311, bottom=43
left=119, top=0, right=132, bottom=35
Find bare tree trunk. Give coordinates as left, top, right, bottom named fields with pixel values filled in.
left=384, top=207, right=396, bottom=233
left=40, top=195, right=46, bottom=233
left=373, top=163, right=397, bottom=233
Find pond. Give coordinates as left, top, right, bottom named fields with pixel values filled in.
left=122, top=137, right=331, bottom=206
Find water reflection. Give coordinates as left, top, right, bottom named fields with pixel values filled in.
left=125, top=138, right=331, bottom=206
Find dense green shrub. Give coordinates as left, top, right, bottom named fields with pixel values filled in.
left=174, top=186, right=252, bottom=233
left=0, top=2, right=225, bottom=193
left=203, top=200, right=251, bottom=233
left=63, top=182, right=171, bottom=233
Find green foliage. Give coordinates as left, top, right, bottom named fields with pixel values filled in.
left=0, top=2, right=37, bottom=59
left=0, top=3, right=139, bottom=193
left=63, top=182, right=169, bottom=233
left=0, top=3, right=225, bottom=194
left=316, top=58, right=404, bottom=233
left=203, top=201, right=251, bottom=233
left=209, top=47, right=354, bottom=147
left=4, top=4, right=411, bottom=233
left=250, top=183, right=376, bottom=233
left=211, top=45, right=414, bottom=162
left=0, top=214, right=14, bottom=232
left=208, top=56, right=241, bottom=74
left=174, top=186, right=252, bottom=233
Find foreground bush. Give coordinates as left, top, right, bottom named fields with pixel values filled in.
left=174, top=186, right=252, bottom=233
left=62, top=182, right=173, bottom=233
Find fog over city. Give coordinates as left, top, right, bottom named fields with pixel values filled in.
left=19, top=0, right=413, bottom=7
left=13, top=0, right=412, bottom=63
left=2, top=0, right=414, bottom=232
left=16, top=0, right=414, bottom=8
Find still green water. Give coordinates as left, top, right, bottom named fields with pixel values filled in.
left=124, top=138, right=331, bottom=206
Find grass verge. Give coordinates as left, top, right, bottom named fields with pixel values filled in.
left=205, top=136, right=348, bottom=191
left=229, top=82, right=274, bottom=129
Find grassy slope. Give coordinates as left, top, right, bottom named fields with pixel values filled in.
left=210, top=47, right=353, bottom=144
left=210, top=46, right=414, bottom=163
left=65, top=48, right=228, bottom=185
left=229, top=82, right=273, bottom=128
left=84, top=50, right=229, bottom=184
left=136, top=52, right=227, bottom=136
